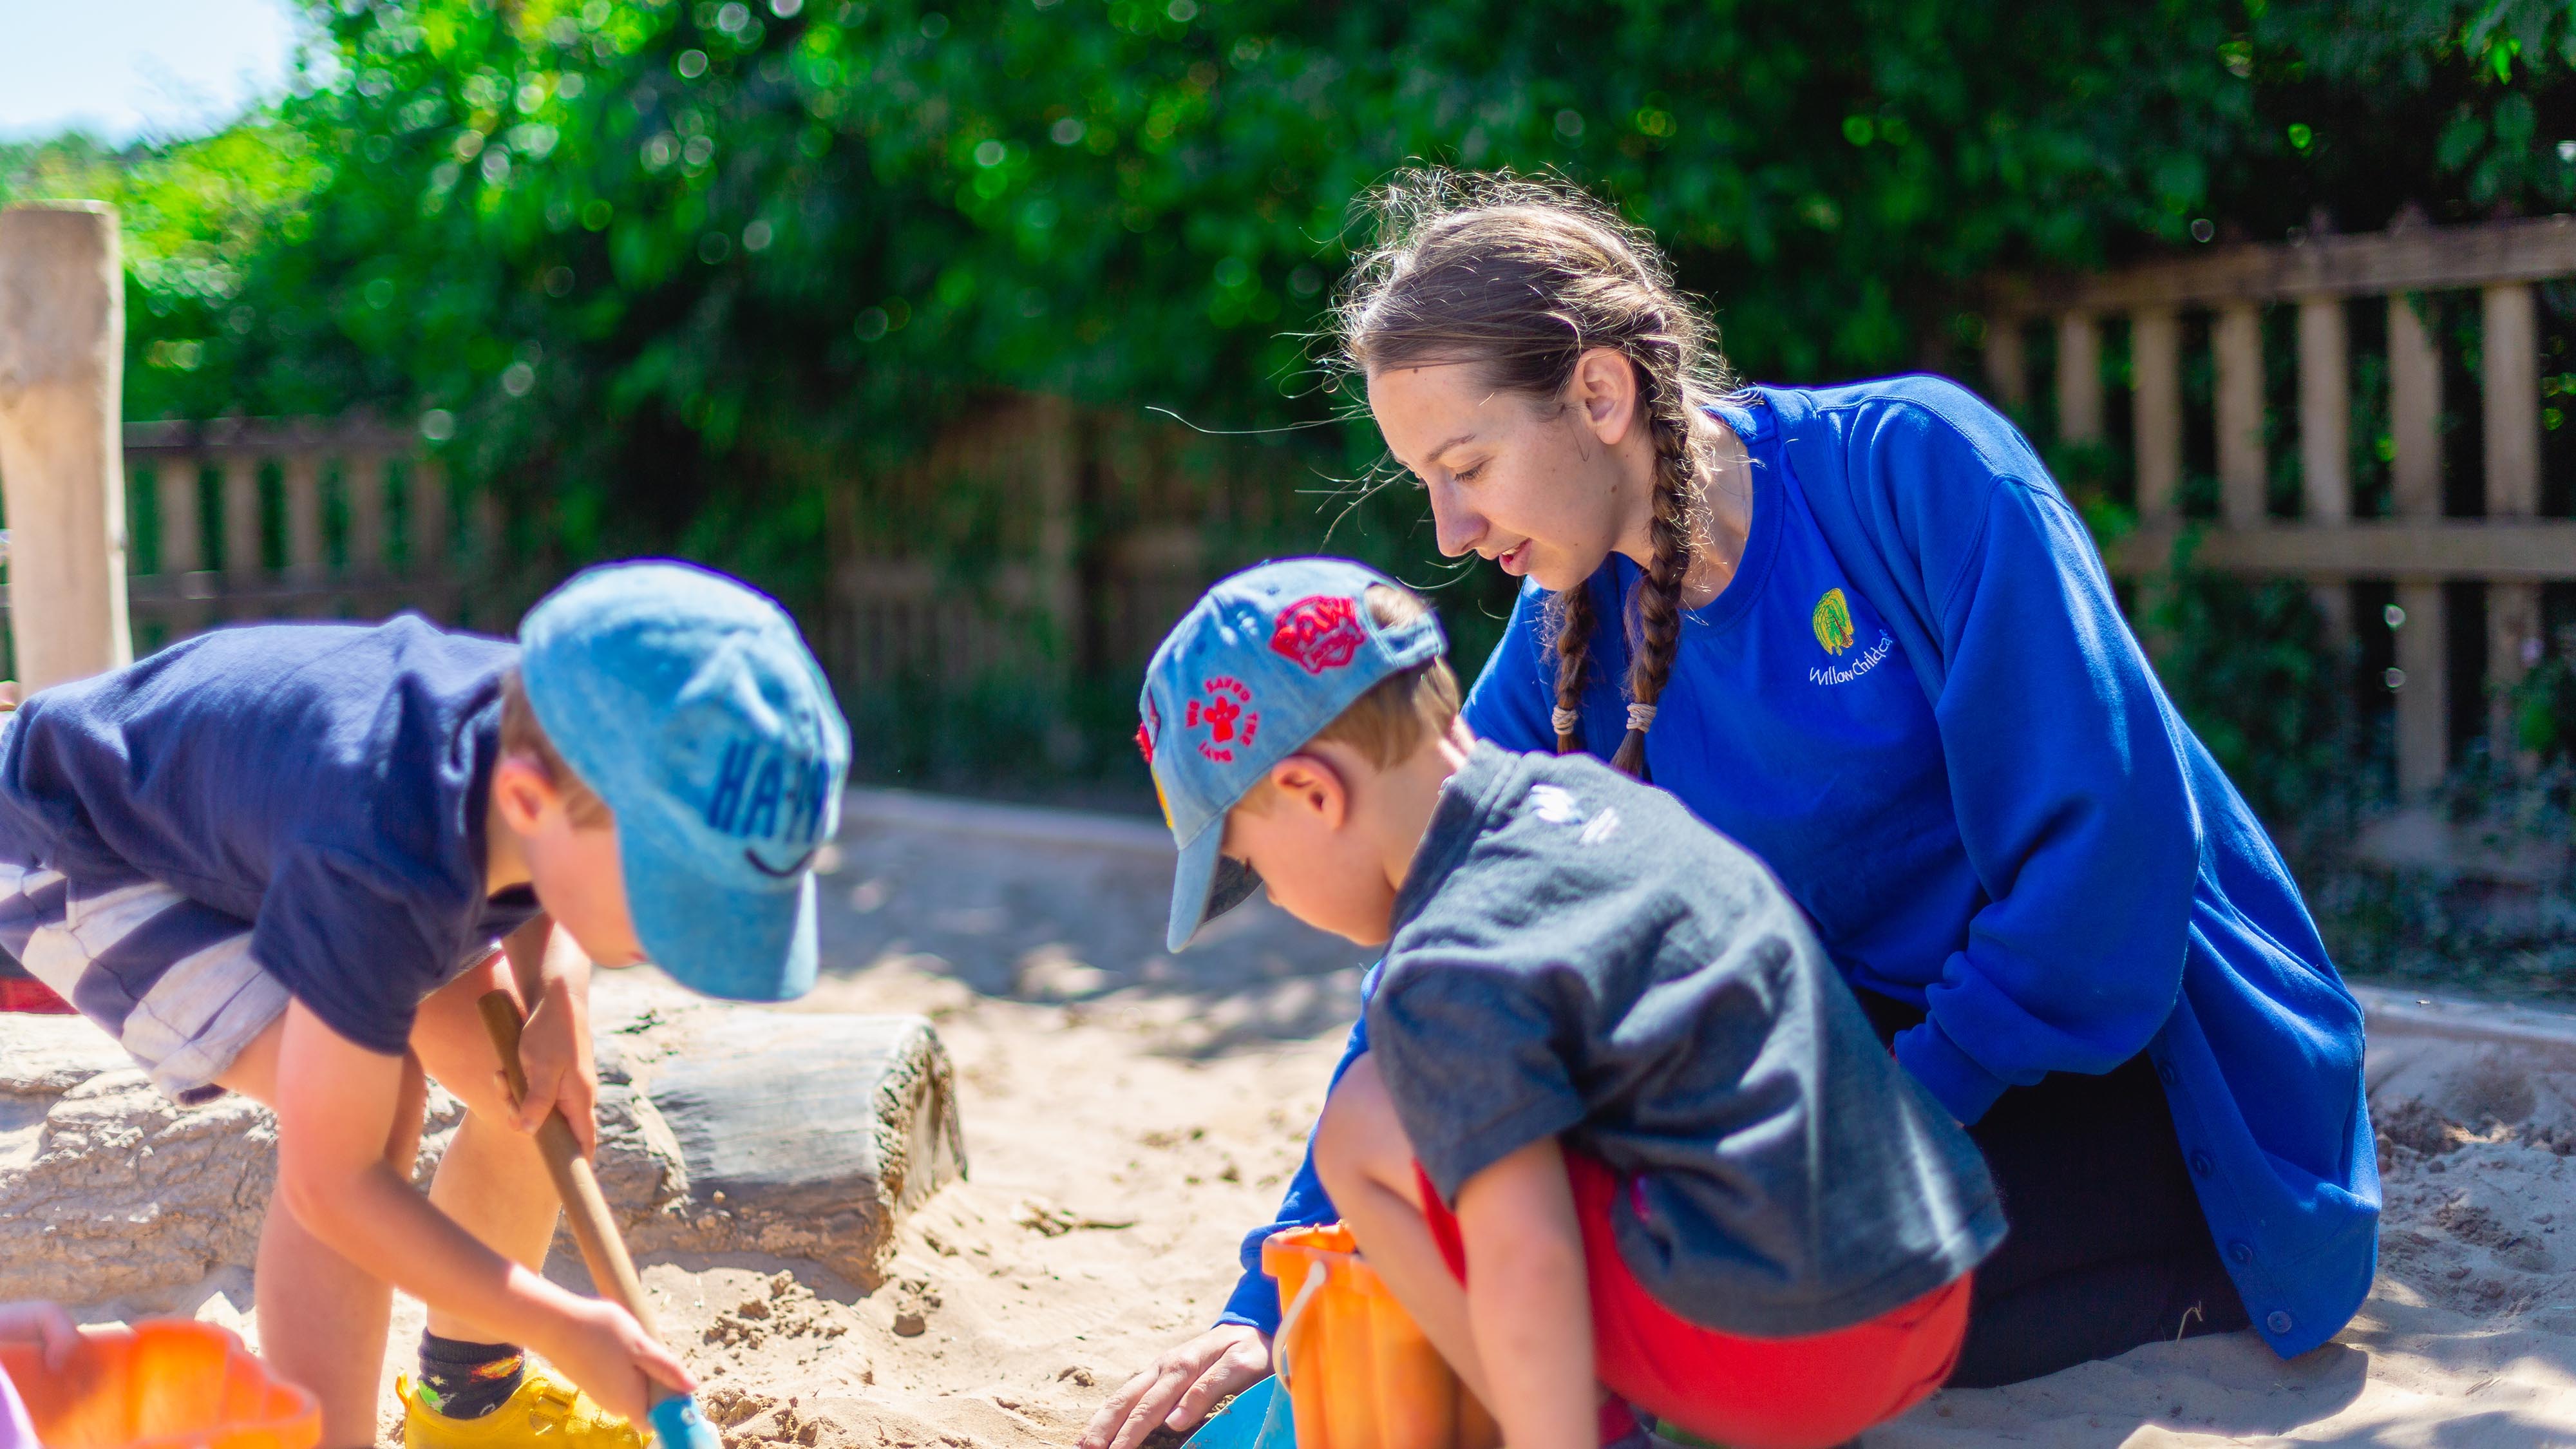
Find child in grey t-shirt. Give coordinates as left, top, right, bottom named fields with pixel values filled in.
left=1134, top=559, right=2001, bottom=1449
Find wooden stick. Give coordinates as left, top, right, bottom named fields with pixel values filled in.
left=476, top=988, right=658, bottom=1341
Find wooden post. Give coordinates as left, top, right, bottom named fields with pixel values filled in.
left=283, top=450, right=324, bottom=617
left=2482, top=282, right=2544, bottom=767
left=348, top=454, right=388, bottom=572
left=1031, top=394, right=1079, bottom=686
left=222, top=454, right=263, bottom=586
left=412, top=459, right=449, bottom=573
left=2130, top=307, right=2183, bottom=524
left=2213, top=303, right=2266, bottom=528
left=2055, top=312, right=2102, bottom=444
left=2389, top=291, right=2447, bottom=794
left=1983, top=315, right=2029, bottom=412
left=2297, top=297, right=2353, bottom=676
left=0, top=202, right=134, bottom=692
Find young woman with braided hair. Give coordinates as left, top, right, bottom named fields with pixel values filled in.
left=1082, top=172, right=2376, bottom=1449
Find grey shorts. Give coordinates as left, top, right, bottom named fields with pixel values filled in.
left=0, top=863, right=288, bottom=1104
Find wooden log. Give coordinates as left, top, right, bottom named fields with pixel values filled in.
left=2131, top=307, right=2183, bottom=524
left=0, top=1003, right=965, bottom=1303
left=2393, top=581, right=2448, bottom=797
left=0, top=203, right=133, bottom=692
left=1982, top=315, right=2029, bottom=410
left=2055, top=312, right=2102, bottom=444
left=2213, top=302, right=2267, bottom=528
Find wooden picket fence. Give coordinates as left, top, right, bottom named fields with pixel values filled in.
left=1982, top=214, right=2576, bottom=796
left=0, top=415, right=506, bottom=679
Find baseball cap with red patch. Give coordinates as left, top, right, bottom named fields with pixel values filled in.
left=1137, top=558, right=1446, bottom=951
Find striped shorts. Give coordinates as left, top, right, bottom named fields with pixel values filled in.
left=0, top=862, right=287, bottom=1105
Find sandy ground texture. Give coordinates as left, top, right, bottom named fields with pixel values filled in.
left=79, top=791, right=2576, bottom=1445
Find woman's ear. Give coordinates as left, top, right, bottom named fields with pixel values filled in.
left=1567, top=346, right=1641, bottom=446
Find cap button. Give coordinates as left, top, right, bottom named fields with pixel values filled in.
left=2228, top=1240, right=2254, bottom=1265
left=2157, top=1059, right=2179, bottom=1087
left=2189, top=1150, right=2215, bottom=1178
left=2266, top=1310, right=2294, bottom=1336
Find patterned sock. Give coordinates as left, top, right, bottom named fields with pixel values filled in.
left=416, top=1332, right=525, bottom=1420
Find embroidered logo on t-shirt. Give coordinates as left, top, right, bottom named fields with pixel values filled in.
left=1812, top=589, right=1857, bottom=656
left=1270, top=596, right=1368, bottom=674
left=1186, top=676, right=1258, bottom=762
left=1528, top=784, right=1622, bottom=844
left=1810, top=632, right=1895, bottom=686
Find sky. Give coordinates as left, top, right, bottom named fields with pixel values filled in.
left=0, top=0, right=303, bottom=144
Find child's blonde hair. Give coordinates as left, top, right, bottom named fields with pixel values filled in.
left=498, top=668, right=612, bottom=826
left=1237, top=584, right=1461, bottom=800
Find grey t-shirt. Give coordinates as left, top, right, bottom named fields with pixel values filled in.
left=1367, top=743, right=2004, bottom=1338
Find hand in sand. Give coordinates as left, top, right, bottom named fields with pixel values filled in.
left=533, top=1296, right=696, bottom=1426
left=1080, top=1323, right=1271, bottom=1449
left=0, top=1300, right=78, bottom=1372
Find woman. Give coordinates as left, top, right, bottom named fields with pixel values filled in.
left=1081, top=173, right=2374, bottom=1449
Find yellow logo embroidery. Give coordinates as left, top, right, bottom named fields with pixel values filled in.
left=1812, top=589, right=1857, bottom=656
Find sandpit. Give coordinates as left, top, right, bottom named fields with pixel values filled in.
left=23, top=791, right=2576, bottom=1446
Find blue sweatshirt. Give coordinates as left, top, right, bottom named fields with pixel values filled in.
left=1218, top=376, right=2377, bottom=1360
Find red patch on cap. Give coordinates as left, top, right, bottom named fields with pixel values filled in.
left=1184, top=676, right=1259, bottom=762
left=1270, top=595, right=1368, bottom=675
left=1138, top=697, right=1161, bottom=763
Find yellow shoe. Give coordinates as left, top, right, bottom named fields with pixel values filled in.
left=398, top=1367, right=647, bottom=1449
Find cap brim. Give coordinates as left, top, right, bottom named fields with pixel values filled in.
left=623, top=829, right=819, bottom=1001
left=1165, top=823, right=1264, bottom=953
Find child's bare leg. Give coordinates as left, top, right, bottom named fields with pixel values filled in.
left=1311, top=1055, right=1494, bottom=1407
left=409, top=951, right=564, bottom=1342
left=220, top=1019, right=431, bottom=1447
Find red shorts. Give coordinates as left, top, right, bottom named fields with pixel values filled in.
left=1414, top=1156, right=1969, bottom=1449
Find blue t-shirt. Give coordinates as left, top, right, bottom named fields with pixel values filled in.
left=0, top=617, right=541, bottom=1053
left=1467, top=400, right=1985, bottom=1014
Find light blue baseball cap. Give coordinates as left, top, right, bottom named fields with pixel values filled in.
left=518, top=560, right=851, bottom=1000
left=1139, top=558, right=1446, bottom=952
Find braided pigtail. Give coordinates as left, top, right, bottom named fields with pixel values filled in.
left=1609, top=388, right=1700, bottom=779
left=1548, top=583, right=1595, bottom=755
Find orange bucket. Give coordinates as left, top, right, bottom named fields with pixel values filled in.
left=1261, top=1224, right=1499, bottom=1449
left=0, top=1320, right=319, bottom=1449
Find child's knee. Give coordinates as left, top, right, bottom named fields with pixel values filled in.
left=1314, top=1055, right=1410, bottom=1195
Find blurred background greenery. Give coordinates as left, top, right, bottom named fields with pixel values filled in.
left=3, top=0, right=2573, bottom=983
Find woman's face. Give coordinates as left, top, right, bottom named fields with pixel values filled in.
left=1367, top=355, right=1640, bottom=595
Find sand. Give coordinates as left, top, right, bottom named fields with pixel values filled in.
left=86, top=793, right=2576, bottom=1445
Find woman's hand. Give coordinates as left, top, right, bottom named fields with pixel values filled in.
left=527, top=1294, right=696, bottom=1426
left=1078, top=1323, right=1272, bottom=1449
left=0, top=1300, right=78, bottom=1372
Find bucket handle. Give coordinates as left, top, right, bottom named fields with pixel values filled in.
left=1270, top=1262, right=1329, bottom=1392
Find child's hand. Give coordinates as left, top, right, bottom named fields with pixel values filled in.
left=508, top=978, right=599, bottom=1159
left=532, top=1298, right=694, bottom=1426
left=0, top=1300, right=79, bottom=1371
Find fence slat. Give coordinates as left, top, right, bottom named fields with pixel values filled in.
left=413, top=461, right=448, bottom=571
left=2056, top=312, right=2102, bottom=444
left=2482, top=281, right=2543, bottom=764
left=349, top=453, right=388, bottom=571
left=155, top=458, right=202, bottom=574
left=2394, top=582, right=2447, bottom=796
left=1982, top=316, right=2028, bottom=410
left=2295, top=296, right=2352, bottom=667
left=2390, top=292, right=2443, bottom=520
left=222, top=456, right=263, bottom=582
left=2131, top=308, right=2183, bottom=523
left=2214, top=302, right=2267, bottom=528
left=284, top=453, right=323, bottom=580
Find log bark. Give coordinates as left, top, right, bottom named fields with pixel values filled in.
left=0, top=1003, right=963, bottom=1307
